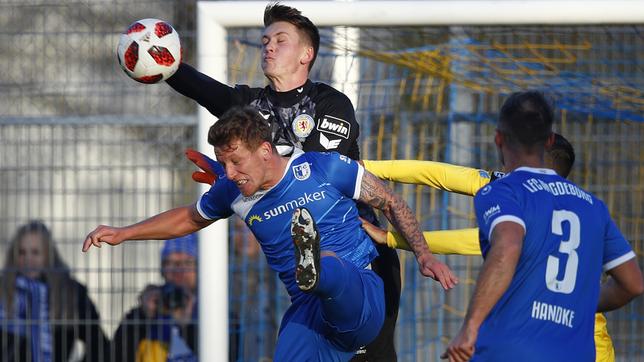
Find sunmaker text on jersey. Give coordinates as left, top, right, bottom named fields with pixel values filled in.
left=262, top=191, right=328, bottom=221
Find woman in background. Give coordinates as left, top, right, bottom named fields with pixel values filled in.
left=0, top=220, right=110, bottom=362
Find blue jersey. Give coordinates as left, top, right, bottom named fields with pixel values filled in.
left=473, top=167, right=635, bottom=362
left=196, top=150, right=378, bottom=299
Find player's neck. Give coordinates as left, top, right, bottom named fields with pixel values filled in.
left=261, top=156, right=290, bottom=190
left=267, top=73, right=308, bottom=92
left=502, top=152, right=545, bottom=173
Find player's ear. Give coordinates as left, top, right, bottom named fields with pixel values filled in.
left=260, top=142, right=271, bottom=159
left=494, top=129, right=504, bottom=148
left=545, top=132, right=555, bottom=149
left=300, top=46, right=314, bottom=67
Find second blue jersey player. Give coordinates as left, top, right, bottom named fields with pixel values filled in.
left=443, top=91, right=643, bottom=362
left=472, top=168, right=636, bottom=361
left=83, top=106, right=457, bottom=361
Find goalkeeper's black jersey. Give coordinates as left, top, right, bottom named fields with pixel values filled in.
left=167, top=63, right=361, bottom=159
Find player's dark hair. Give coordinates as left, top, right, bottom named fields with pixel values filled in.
left=498, top=90, right=554, bottom=152
left=208, top=106, right=273, bottom=151
left=264, top=2, right=320, bottom=71
left=548, top=133, right=575, bottom=178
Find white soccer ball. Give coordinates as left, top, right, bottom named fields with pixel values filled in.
left=117, top=18, right=181, bottom=84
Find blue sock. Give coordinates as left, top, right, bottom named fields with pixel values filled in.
left=316, top=256, right=365, bottom=330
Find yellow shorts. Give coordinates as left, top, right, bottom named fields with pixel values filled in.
left=594, top=313, right=614, bottom=362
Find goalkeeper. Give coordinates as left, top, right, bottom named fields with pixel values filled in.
left=360, top=133, right=616, bottom=362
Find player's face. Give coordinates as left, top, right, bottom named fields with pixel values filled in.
left=16, top=232, right=48, bottom=279
left=162, top=252, right=197, bottom=293
left=261, top=21, right=310, bottom=79
left=215, top=140, right=266, bottom=197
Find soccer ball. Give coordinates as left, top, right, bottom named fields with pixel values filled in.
left=117, top=18, right=181, bottom=84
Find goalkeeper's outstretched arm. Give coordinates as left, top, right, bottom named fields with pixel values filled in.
left=360, top=159, right=487, bottom=256
left=166, top=62, right=240, bottom=117
left=362, top=159, right=491, bottom=196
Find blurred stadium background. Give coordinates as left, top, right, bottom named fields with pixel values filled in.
left=0, top=0, right=642, bottom=361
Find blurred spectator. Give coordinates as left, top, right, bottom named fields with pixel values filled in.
left=112, top=234, right=198, bottom=362
left=229, top=218, right=278, bottom=361
left=0, top=220, right=110, bottom=361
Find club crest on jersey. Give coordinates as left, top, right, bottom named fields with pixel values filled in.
left=292, top=114, right=315, bottom=139
left=480, top=184, right=492, bottom=196
left=292, top=162, right=311, bottom=181
left=317, top=115, right=350, bottom=139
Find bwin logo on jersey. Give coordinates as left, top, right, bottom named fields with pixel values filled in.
left=292, top=162, right=311, bottom=181
left=317, top=115, right=350, bottom=139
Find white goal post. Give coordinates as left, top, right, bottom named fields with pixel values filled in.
left=196, top=1, right=644, bottom=360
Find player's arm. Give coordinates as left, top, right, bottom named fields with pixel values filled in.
left=166, top=63, right=246, bottom=117
left=82, top=204, right=212, bottom=252
left=461, top=222, right=523, bottom=327
left=302, top=91, right=361, bottom=159
left=360, top=219, right=481, bottom=255
left=358, top=171, right=458, bottom=290
left=362, top=159, right=491, bottom=196
left=415, top=229, right=481, bottom=255
left=596, top=206, right=644, bottom=312
left=597, top=259, right=644, bottom=312
left=443, top=221, right=524, bottom=361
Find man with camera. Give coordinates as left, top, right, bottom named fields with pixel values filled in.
left=112, top=234, right=198, bottom=362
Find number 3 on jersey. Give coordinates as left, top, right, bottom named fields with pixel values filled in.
left=545, top=210, right=581, bottom=294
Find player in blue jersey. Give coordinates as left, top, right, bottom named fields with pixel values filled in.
left=83, top=106, right=458, bottom=361
left=442, top=91, right=643, bottom=362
